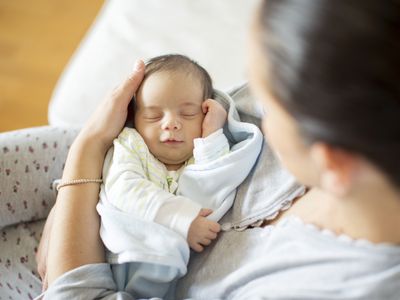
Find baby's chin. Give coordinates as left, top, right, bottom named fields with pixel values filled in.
left=159, top=156, right=191, bottom=171
left=163, top=162, right=185, bottom=171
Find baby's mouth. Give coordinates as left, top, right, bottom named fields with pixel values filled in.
left=163, top=139, right=183, bottom=144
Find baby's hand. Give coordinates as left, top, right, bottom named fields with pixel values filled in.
left=188, top=208, right=221, bottom=252
left=201, top=99, right=227, bottom=138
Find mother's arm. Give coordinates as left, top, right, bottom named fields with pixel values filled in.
left=42, top=60, right=145, bottom=287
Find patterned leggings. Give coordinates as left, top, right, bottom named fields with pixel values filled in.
left=0, top=126, right=78, bottom=300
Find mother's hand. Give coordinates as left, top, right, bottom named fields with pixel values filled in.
left=36, top=60, right=145, bottom=290
left=78, top=60, right=145, bottom=152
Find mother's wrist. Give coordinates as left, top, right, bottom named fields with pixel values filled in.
left=62, top=136, right=107, bottom=182
left=74, top=129, right=112, bottom=156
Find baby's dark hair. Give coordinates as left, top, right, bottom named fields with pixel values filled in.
left=258, top=0, right=400, bottom=187
left=144, top=54, right=213, bottom=99
left=126, top=54, right=213, bottom=127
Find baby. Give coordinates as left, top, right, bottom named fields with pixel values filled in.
left=99, top=54, right=232, bottom=297
left=106, top=54, right=228, bottom=250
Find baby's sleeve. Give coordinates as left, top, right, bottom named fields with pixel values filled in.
left=193, top=129, right=229, bottom=165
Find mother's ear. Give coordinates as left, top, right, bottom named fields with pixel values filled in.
left=310, top=143, right=360, bottom=197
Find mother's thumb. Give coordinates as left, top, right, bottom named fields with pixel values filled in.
left=129, top=59, right=145, bottom=81
left=119, top=59, right=145, bottom=98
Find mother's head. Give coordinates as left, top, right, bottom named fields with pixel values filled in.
left=249, top=0, right=400, bottom=194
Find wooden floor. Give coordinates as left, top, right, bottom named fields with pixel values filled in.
left=0, top=0, right=103, bottom=132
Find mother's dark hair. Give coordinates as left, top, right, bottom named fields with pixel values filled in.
left=258, top=0, right=400, bottom=186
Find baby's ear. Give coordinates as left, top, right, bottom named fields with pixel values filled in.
left=125, top=95, right=136, bottom=128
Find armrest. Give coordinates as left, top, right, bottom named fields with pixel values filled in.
left=0, top=126, right=79, bottom=228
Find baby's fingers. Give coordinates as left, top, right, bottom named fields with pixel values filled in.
left=191, top=243, right=204, bottom=253
left=201, top=100, right=209, bottom=114
left=206, top=231, right=218, bottom=240
left=200, top=238, right=212, bottom=246
left=210, top=222, right=221, bottom=233
left=202, top=99, right=217, bottom=113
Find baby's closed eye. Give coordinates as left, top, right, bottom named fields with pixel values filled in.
left=180, top=109, right=202, bottom=118
left=143, top=112, right=163, bottom=120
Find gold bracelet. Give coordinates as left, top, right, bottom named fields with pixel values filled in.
left=56, top=178, right=103, bottom=191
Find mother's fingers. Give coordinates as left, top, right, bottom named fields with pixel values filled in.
left=113, top=60, right=145, bottom=107
left=42, top=273, right=48, bottom=292
left=78, top=59, right=145, bottom=151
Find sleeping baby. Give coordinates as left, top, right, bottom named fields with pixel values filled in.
left=97, top=54, right=262, bottom=298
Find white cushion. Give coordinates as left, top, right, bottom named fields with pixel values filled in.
left=48, top=0, right=258, bottom=126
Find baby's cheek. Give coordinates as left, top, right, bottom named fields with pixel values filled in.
left=140, top=127, right=160, bottom=147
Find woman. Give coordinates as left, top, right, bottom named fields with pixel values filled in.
left=38, top=0, right=400, bottom=298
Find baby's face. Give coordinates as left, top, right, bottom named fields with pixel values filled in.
left=134, top=70, right=205, bottom=170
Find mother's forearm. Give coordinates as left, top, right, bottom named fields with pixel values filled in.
left=46, top=135, right=107, bottom=286
left=45, top=59, right=145, bottom=288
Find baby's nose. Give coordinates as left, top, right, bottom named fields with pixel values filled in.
left=162, top=116, right=181, bottom=131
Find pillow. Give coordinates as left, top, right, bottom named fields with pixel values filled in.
left=48, top=0, right=258, bottom=127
